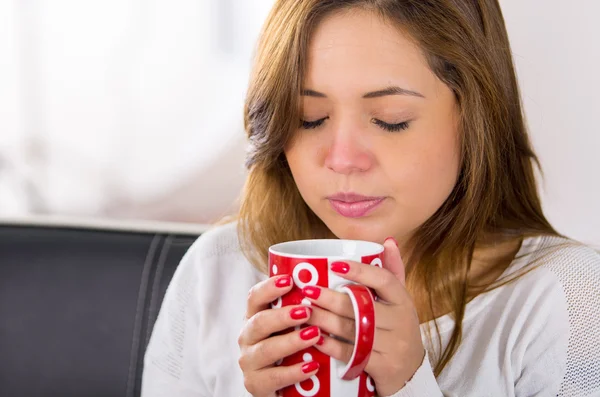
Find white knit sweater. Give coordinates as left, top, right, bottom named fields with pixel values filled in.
left=141, top=222, right=600, bottom=396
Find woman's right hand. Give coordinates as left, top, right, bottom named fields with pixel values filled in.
left=238, top=274, right=322, bottom=397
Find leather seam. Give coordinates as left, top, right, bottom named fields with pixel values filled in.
left=125, top=234, right=163, bottom=397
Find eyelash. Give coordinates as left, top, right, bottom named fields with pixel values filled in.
left=372, top=119, right=410, bottom=132
left=300, top=118, right=326, bottom=129
left=300, top=117, right=410, bottom=132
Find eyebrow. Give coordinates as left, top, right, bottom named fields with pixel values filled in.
left=301, top=85, right=425, bottom=99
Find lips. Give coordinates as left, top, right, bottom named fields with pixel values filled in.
left=327, top=193, right=385, bottom=218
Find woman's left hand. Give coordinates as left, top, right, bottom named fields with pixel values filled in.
left=303, top=237, right=425, bottom=396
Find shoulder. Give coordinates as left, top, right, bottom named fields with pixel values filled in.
left=492, top=235, right=600, bottom=340
left=166, top=221, right=243, bottom=286
left=186, top=221, right=243, bottom=261
left=506, top=235, right=600, bottom=353
left=179, top=221, right=265, bottom=293
left=527, top=235, right=600, bottom=332
left=523, top=235, right=600, bottom=289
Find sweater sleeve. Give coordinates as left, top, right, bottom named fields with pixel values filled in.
left=515, top=243, right=600, bottom=396
left=141, top=239, right=210, bottom=397
left=381, top=351, right=444, bottom=397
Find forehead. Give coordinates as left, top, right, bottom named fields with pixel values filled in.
left=305, top=9, right=435, bottom=95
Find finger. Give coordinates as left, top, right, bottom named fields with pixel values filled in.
left=383, top=237, right=406, bottom=286
left=245, top=275, right=293, bottom=320
left=314, top=334, right=392, bottom=381
left=302, top=285, right=398, bottom=336
left=305, top=306, right=356, bottom=343
left=301, top=285, right=354, bottom=318
left=309, top=310, right=394, bottom=355
left=242, top=325, right=321, bottom=370
left=240, top=305, right=312, bottom=346
left=243, top=358, right=320, bottom=396
left=313, top=333, right=354, bottom=364
left=306, top=298, right=398, bottom=332
left=329, top=260, right=406, bottom=304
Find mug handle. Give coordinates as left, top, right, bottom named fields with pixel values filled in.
left=335, top=284, right=376, bottom=380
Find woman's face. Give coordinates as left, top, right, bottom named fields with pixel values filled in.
left=285, top=9, right=461, bottom=249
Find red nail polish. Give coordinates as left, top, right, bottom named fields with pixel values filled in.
left=299, top=326, right=319, bottom=341
left=385, top=236, right=399, bottom=247
left=302, top=286, right=321, bottom=299
left=317, top=336, right=324, bottom=346
left=290, top=307, right=309, bottom=320
left=275, top=275, right=291, bottom=288
left=301, top=361, right=319, bottom=374
left=331, top=261, right=349, bottom=274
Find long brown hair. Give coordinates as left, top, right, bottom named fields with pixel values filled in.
left=236, top=0, right=557, bottom=375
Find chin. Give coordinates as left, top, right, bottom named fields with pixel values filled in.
left=326, top=217, right=390, bottom=244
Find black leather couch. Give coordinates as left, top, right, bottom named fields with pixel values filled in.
left=0, top=220, right=203, bottom=397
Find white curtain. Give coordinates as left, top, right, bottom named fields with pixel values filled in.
left=0, top=0, right=273, bottom=222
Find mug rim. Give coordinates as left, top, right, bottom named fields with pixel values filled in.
left=269, top=239, right=384, bottom=259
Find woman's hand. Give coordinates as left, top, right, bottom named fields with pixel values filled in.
left=238, top=275, right=322, bottom=397
left=303, top=238, right=425, bottom=396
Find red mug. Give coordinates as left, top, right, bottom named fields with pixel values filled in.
left=269, top=239, right=384, bottom=397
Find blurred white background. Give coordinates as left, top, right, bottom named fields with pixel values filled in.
left=0, top=1, right=598, bottom=245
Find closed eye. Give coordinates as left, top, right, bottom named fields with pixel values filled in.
left=300, top=117, right=328, bottom=129
left=300, top=117, right=410, bottom=132
left=372, top=119, right=410, bottom=132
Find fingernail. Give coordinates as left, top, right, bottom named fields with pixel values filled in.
left=290, top=307, right=309, bottom=320
left=316, top=336, right=324, bottom=346
left=301, top=361, right=319, bottom=374
left=301, top=286, right=321, bottom=299
left=385, top=236, right=399, bottom=247
left=331, top=261, right=349, bottom=274
left=275, top=275, right=291, bottom=288
left=300, top=326, right=319, bottom=341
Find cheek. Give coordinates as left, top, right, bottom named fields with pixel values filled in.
left=284, top=139, right=325, bottom=199
left=426, top=141, right=461, bottom=193
left=387, top=128, right=460, bottom=206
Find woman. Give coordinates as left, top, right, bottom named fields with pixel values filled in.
left=142, top=1, right=600, bottom=396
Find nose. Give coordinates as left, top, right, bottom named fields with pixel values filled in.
left=324, top=128, right=373, bottom=174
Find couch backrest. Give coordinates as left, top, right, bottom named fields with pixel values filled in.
left=0, top=224, right=198, bottom=397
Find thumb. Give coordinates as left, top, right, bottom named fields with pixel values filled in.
left=383, top=237, right=406, bottom=286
